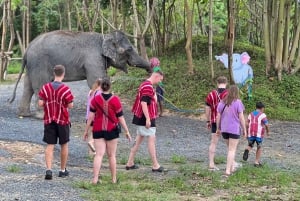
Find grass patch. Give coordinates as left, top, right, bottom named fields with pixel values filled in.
left=6, top=164, right=22, bottom=173
left=75, top=162, right=300, bottom=200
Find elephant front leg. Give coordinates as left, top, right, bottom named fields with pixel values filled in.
left=18, top=74, right=34, bottom=117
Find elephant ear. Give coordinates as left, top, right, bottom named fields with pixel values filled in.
left=103, top=35, right=117, bottom=62
left=241, top=52, right=250, bottom=64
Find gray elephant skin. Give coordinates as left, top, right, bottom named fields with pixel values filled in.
left=9, top=30, right=151, bottom=117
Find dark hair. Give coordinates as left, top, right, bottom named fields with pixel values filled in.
left=101, top=77, right=111, bottom=92
left=256, top=102, right=265, bottom=109
left=53, top=65, right=65, bottom=76
left=217, top=76, right=227, bottom=84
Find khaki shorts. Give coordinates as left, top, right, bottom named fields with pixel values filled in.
left=136, top=126, right=156, bottom=137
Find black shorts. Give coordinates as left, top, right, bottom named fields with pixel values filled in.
left=93, top=128, right=119, bottom=141
left=211, top=123, right=217, bottom=133
left=43, top=122, right=70, bottom=145
left=222, top=132, right=240, bottom=139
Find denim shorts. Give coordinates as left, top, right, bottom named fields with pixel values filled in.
left=136, top=126, right=156, bottom=136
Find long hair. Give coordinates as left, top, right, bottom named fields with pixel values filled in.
left=89, top=79, right=102, bottom=97
left=224, top=85, right=240, bottom=106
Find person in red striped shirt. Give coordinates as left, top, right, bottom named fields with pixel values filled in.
left=243, top=102, right=270, bottom=167
left=125, top=68, right=164, bottom=172
left=38, top=65, right=74, bottom=180
left=205, top=76, right=228, bottom=171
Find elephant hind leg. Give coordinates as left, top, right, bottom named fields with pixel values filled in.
left=18, top=74, right=34, bottom=117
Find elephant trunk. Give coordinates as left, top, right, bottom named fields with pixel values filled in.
left=128, top=53, right=151, bottom=73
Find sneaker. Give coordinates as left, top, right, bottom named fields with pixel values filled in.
left=45, top=170, right=53, bottom=180
left=58, top=169, right=69, bottom=177
left=243, top=149, right=249, bottom=161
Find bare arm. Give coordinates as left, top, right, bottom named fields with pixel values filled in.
left=265, top=124, right=270, bottom=136
left=141, top=101, right=151, bottom=128
left=205, top=105, right=211, bottom=129
left=118, top=116, right=132, bottom=142
left=239, top=112, right=247, bottom=137
left=215, top=112, right=221, bottom=135
left=83, top=112, right=95, bottom=141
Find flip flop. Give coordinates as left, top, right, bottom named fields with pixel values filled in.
left=125, top=164, right=139, bottom=170
left=152, top=166, right=164, bottom=172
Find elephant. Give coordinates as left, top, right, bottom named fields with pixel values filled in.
left=215, top=52, right=254, bottom=99
left=9, top=30, right=151, bottom=117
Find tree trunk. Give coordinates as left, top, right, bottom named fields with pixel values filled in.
left=263, top=0, right=272, bottom=76
left=67, top=0, right=72, bottom=30
left=282, top=1, right=290, bottom=72
left=274, top=0, right=286, bottom=81
left=184, top=0, right=194, bottom=74
left=0, top=0, right=8, bottom=81
left=208, top=0, right=214, bottom=79
left=83, top=0, right=93, bottom=31
left=131, top=0, right=155, bottom=60
left=227, top=0, right=235, bottom=84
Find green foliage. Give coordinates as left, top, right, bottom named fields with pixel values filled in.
left=75, top=163, right=300, bottom=200
left=113, top=35, right=300, bottom=121
left=7, top=60, right=22, bottom=74
left=6, top=164, right=21, bottom=173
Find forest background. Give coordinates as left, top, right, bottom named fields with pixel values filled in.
left=1, top=0, right=300, bottom=121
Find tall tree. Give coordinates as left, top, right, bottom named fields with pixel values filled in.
left=227, top=0, right=235, bottom=84
left=208, top=0, right=214, bottom=79
left=184, top=0, right=194, bottom=74
left=131, top=0, right=156, bottom=60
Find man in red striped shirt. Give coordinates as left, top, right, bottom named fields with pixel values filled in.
left=38, top=65, right=74, bottom=180
left=205, top=76, right=228, bottom=171
left=126, top=68, right=164, bottom=172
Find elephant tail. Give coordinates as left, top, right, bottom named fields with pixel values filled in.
left=8, top=58, right=26, bottom=103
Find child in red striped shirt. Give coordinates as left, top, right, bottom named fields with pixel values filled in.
left=243, top=102, right=270, bottom=167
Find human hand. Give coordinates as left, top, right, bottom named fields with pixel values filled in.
left=125, top=131, right=132, bottom=142
left=83, top=131, right=88, bottom=141
left=206, top=121, right=211, bottom=129
left=145, top=119, right=151, bottom=129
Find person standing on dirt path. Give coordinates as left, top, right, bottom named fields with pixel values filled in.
left=216, top=85, right=247, bottom=177
left=243, top=102, right=270, bottom=167
left=38, top=65, right=74, bottom=180
left=85, top=79, right=102, bottom=154
left=205, top=76, right=228, bottom=171
left=125, top=68, right=165, bottom=172
left=83, top=77, right=132, bottom=184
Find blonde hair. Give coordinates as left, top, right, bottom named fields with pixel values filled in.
left=224, top=85, right=240, bottom=106
left=89, top=79, right=102, bottom=97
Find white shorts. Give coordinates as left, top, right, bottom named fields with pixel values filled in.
left=136, top=126, right=156, bottom=137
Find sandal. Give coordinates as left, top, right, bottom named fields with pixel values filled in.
left=208, top=166, right=220, bottom=171
left=125, top=164, right=139, bottom=170
left=152, top=166, right=164, bottom=172
left=254, top=163, right=263, bottom=167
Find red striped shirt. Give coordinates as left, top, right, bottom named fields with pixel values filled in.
left=38, top=82, right=74, bottom=125
left=205, top=89, right=228, bottom=123
left=90, top=94, right=122, bottom=132
left=132, top=80, right=158, bottom=119
left=248, top=111, right=268, bottom=138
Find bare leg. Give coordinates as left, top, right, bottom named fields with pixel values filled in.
left=225, top=138, right=239, bottom=175
left=255, top=147, right=262, bottom=164
left=126, top=135, right=144, bottom=166
left=60, top=143, right=68, bottom=170
left=106, top=138, right=118, bottom=183
left=92, top=139, right=106, bottom=184
left=147, top=135, right=160, bottom=169
left=208, top=133, right=220, bottom=168
left=45, top=144, right=55, bottom=170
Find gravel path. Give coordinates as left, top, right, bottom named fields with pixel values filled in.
left=1, top=78, right=300, bottom=201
